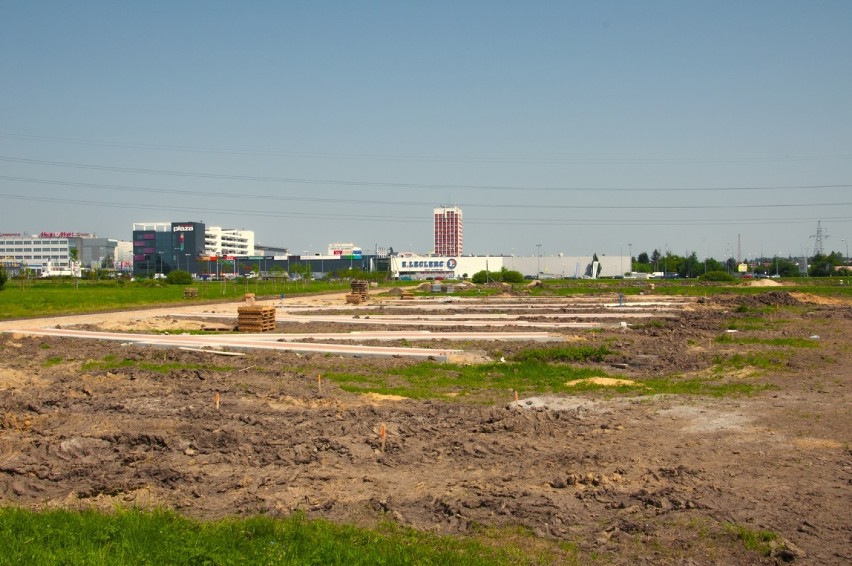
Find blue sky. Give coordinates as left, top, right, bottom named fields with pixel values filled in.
left=1, top=1, right=850, bottom=260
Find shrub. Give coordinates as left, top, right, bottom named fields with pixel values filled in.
left=0, top=266, right=6, bottom=290
left=500, top=269, right=524, bottom=283
left=166, top=270, right=193, bottom=285
left=699, top=270, right=736, bottom=282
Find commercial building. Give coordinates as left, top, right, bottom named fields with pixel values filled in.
left=132, top=222, right=206, bottom=276
left=0, top=231, right=117, bottom=276
left=389, top=253, right=626, bottom=280
left=433, top=206, right=463, bottom=256
left=205, top=226, right=255, bottom=257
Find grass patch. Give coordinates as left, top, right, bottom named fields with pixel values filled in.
left=326, top=360, right=609, bottom=401
left=42, top=356, right=64, bottom=367
left=0, top=507, right=573, bottom=565
left=565, top=376, right=770, bottom=397
left=724, top=317, right=770, bottom=331
left=712, top=352, right=787, bottom=372
left=509, top=344, right=612, bottom=363
left=81, top=354, right=232, bottom=374
left=325, top=359, right=769, bottom=401
left=723, top=523, right=780, bottom=557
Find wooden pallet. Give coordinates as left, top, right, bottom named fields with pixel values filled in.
left=237, top=306, right=276, bottom=332
left=348, top=280, right=369, bottom=302
left=183, top=288, right=198, bottom=299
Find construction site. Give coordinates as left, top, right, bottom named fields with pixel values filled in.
left=0, top=282, right=850, bottom=564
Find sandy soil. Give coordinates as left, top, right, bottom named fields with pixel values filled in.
left=1, top=291, right=850, bottom=564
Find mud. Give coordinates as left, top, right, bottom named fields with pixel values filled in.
left=1, top=292, right=850, bottom=564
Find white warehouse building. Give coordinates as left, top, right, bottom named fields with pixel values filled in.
left=389, top=253, right=626, bottom=280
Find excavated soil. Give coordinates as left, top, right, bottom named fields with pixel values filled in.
left=1, top=292, right=850, bottom=564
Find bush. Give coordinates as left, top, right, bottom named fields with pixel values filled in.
left=500, top=269, right=524, bottom=283
left=165, top=270, right=193, bottom=285
left=699, top=270, right=736, bottom=282
left=0, top=266, right=6, bottom=289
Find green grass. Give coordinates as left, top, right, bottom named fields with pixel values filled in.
left=327, top=360, right=608, bottom=400
left=712, top=352, right=787, bottom=372
left=324, top=359, right=769, bottom=400
left=42, top=356, right=64, bottom=367
left=565, top=376, right=771, bottom=397
left=81, top=354, right=232, bottom=374
left=0, top=278, right=354, bottom=320
left=723, top=523, right=780, bottom=557
left=0, top=507, right=573, bottom=565
left=509, top=344, right=612, bottom=363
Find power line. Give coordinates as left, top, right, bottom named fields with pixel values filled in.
left=1, top=155, right=850, bottom=193
left=1, top=174, right=851, bottom=211
left=3, top=130, right=852, bottom=165
left=1, top=193, right=849, bottom=227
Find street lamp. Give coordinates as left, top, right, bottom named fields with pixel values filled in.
left=775, top=253, right=779, bottom=277
left=628, top=243, right=632, bottom=273
left=843, top=239, right=848, bottom=267
left=726, top=244, right=732, bottom=274
left=536, top=244, right=541, bottom=278
left=619, top=242, right=623, bottom=277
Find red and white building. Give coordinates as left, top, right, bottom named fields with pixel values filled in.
left=433, top=206, right=463, bottom=256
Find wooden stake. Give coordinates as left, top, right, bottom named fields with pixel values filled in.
left=380, top=424, right=386, bottom=453
left=514, top=390, right=519, bottom=402
left=317, top=374, right=323, bottom=394
left=214, top=392, right=220, bottom=410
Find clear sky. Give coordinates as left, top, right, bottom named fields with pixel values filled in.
left=1, top=1, right=850, bottom=261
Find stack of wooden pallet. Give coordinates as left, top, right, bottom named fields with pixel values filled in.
left=183, top=287, right=198, bottom=299
left=345, top=280, right=369, bottom=304
left=400, top=289, right=415, bottom=300
left=237, top=306, right=276, bottom=332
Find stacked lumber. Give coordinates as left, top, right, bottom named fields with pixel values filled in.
left=183, top=288, right=199, bottom=299
left=400, top=289, right=415, bottom=300
left=237, top=306, right=276, bottom=332
left=345, top=280, right=369, bottom=304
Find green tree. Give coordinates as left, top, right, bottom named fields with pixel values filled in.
left=677, top=252, right=701, bottom=278
left=703, top=258, right=724, bottom=274
left=637, top=251, right=650, bottom=265
left=808, top=252, right=842, bottom=277
left=0, top=266, right=6, bottom=289
left=650, top=249, right=661, bottom=271
left=69, top=247, right=80, bottom=290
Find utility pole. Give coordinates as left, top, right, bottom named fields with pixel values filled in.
left=536, top=244, right=542, bottom=278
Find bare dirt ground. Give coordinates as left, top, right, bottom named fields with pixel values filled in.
left=1, top=290, right=850, bottom=564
